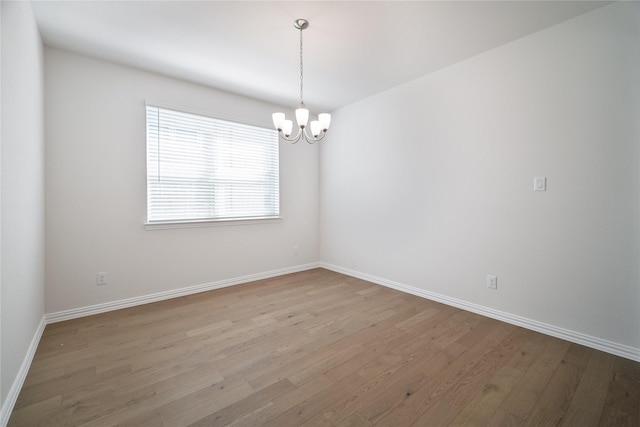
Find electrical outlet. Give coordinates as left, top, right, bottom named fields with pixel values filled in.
left=486, top=275, right=497, bottom=290
left=293, top=245, right=299, bottom=255
left=534, top=177, right=546, bottom=192
left=97, top=272, right=108, bottom=286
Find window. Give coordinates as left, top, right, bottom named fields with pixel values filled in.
left=146, top=105, right=279, bottom=225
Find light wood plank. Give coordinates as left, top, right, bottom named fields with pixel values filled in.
left=447, top=330, right=548, bottom=427
left=598, top=357, right=640, bottom=426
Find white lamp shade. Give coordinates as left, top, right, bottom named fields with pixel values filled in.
left=282, top=120, right=293, bottom=137
left=295, top=108, right=309, bottom=128
left=318, top=113, right=331, bottom=131
left=272, top=112, right=285, bottom=130
left=310, top=121, right=321, bottom=137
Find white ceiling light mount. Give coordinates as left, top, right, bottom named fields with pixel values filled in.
left=272, top=19, right=331, bottom=144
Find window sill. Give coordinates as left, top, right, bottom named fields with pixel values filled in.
left=144, top=216, right=282, bottom=230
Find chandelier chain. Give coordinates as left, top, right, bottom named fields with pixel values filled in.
left=299, top=26, right=304, bottom=105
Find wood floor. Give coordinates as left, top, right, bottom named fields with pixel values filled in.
left=9, top=268, right=640, bottom=426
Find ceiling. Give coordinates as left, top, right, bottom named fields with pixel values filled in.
left=31, top=1, right=610, bottom=112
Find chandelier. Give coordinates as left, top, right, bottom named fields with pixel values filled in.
left=272, top=19, right=331, bottom=144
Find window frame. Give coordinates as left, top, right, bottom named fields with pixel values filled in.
left=144, top=102, right=281, bottom=230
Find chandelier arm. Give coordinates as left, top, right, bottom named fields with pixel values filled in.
left=277, top=127, right=303, bottom=144
left=301, top=128, right=327, bottom=144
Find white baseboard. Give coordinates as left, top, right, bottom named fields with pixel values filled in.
left=46, top=262, right=321, bottom=324
left=321, top=262, right=640, bottom=362
left=1, top=316, right=46, bottom=427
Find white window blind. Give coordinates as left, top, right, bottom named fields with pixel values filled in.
left=146, top=105, right=279, bottom=223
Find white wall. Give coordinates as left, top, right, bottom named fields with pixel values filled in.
left=45, top=48, right=319, bottom=314
left=321, top=2, right=640, bottom=352
left=1, top=0, right=46, bottom=412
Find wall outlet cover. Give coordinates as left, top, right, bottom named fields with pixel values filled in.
left=487, top=275, right=497, bottom=289
left=534, top=177, right=546, bottom=192
left=97, top=272, right=108, bottom=286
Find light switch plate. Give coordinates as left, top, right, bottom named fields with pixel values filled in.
left=534, top=177, right=546, bottom=192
